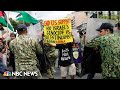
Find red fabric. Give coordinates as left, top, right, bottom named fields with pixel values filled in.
left=0, top=11, right=3, bottom=17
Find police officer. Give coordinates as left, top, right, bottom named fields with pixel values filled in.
left=40, top=33, right=57, bottom=79
left=9, top=24, right=43, bottom=79
left=86, top=23, right=120, bottom=79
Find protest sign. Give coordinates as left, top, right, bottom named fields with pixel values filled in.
left=44, top=18, right=73, bottom=44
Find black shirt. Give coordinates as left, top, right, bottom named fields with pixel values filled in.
left=56, top=43, right=74, bottom=67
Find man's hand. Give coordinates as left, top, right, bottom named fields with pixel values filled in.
left=47, top=43, right=56, bottom=47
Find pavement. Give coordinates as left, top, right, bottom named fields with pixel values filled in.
left=0, top=66, right=103, bottom=79
left=42, top=67, right=103, bottom=79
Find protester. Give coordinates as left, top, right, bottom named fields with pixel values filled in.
left=72, top=43, right=82, bottom=77
left=9, top=24, right=43, bottom=79
left=0, top=52, right=10, bottom=79
left=86, top=23, right=120, bottom=79
left=48, top=40, right=76, bottom=79
left=8, top=33, right=16, bottom=71
left=0, top=23, right=10, bottom=79
left=0, top=23, right=8, bottom=66
left=0, top=38, right=8, bottom=66
left=10, top=33, right=16, bottom=40
left=0, top=38, right=9, bottom=79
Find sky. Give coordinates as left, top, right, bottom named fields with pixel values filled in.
left=7, top=11, right=74, bottom=20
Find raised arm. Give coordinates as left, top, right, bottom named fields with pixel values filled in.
left=48, top=43, right=56, bottom=47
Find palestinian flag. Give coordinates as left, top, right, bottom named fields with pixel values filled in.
left=15, top=11, right=39, bottom=25
left=16, top=13, right=23, bottom=20
left=0, top=11, right=14, bottom=32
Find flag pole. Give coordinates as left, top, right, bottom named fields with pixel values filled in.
left=7, top=11, right=10, bottom=39
left=5, top=11, right=10, bottom=59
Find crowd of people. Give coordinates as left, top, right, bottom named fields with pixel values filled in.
left=0, top=22, right=120, bottom=79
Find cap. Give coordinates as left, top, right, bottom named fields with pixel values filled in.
left=96, top=23, right=113, bottom=31
left=17, top=24, right=27, bottom=31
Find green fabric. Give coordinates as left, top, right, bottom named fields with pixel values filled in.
left=86, top=34, right=120, bottom=78
left=14, top=11, right=39, bottom=25
left=0, top=17, right=14, bottom=31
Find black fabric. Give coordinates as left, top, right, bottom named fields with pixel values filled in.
left=38, top=40, right=51, bottom=73
left=56, top=43, right=74, bottom=67
left=80, top=46, right=102, bottom=77
left=9, top=49, right=16, bottom=72
left=8, top=40, right=15, bottom=72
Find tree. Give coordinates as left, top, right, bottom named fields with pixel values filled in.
left=17, top=20, right=30, bottom=27
left=9, top=18, right=31, bottom=31
left=9, top=18, right=18, bottom=31
left=108, top=11, right=111, bottom=19
left=117, top=11, right=120, bottom=21
left=98, top=11, right=120, bottom=21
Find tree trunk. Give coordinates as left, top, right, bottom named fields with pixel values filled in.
left=108, top=11, right=111, bottom=19
left=117, top=11, right=120, bottom=21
